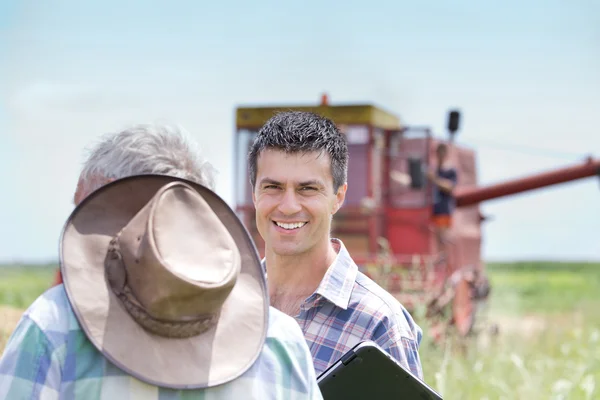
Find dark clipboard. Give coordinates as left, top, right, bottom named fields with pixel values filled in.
left=317, top=341, right=443, bottom=400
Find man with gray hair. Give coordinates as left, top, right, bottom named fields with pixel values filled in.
left=0, top=123, right=323, bottom=399
left=53, top=124, right=217, bottom=285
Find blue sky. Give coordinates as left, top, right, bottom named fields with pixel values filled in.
left=1, top=0, right=599, bottom=263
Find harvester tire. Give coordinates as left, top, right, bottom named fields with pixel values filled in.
left=452, top=278, right=475, bottom=336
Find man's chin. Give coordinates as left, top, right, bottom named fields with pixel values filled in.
left=269, top=243, right=305, bottom=257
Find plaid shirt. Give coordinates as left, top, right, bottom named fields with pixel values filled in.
left=268, top=239, right=424, bottom=380
left=0, top=285, right=323, bottom=399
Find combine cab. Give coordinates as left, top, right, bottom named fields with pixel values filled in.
left=234, top=95, right=600, bottom=340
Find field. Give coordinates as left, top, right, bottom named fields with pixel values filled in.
left=1, top=262, right=599, bottom=399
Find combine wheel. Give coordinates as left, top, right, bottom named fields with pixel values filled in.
left=452, top=277, right=475, bottom=336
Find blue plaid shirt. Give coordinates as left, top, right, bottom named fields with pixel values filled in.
left=269, top=239, right=424, bottom=380
left=0, top=285, right=323, bottom=399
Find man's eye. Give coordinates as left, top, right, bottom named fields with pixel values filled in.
left=264, top=185, right=279, bottom=190
left=301, top=187, right=317, bottom=191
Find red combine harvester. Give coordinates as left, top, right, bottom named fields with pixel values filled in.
left=234, top=96, right=600, bottom=340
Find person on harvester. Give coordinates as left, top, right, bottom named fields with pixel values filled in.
left=427, top=142, right=458, bottom=259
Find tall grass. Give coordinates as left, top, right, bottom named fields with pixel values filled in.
left=416, top=261, right=600, bottom=399
left=418, top=311, right=599, bottom=399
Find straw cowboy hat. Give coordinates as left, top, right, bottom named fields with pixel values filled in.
left=59, top=175, right=268, bottom=389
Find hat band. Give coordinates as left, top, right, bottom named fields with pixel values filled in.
left=105, top=236, right=219, bottom=339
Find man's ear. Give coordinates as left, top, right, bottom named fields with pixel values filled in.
left=74, top=175, right=114, bottom=206
left=332, top=182, right=348, bottom=215
left=73, top=178, right=85, bottom=206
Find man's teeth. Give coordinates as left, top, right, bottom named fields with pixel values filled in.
left=275, top=222, right=306, bottom=230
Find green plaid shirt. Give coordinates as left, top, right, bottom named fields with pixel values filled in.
left=0, top=285, right=323, bottom=399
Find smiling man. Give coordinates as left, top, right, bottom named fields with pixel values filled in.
left=248, top=111, right=424, bottom=380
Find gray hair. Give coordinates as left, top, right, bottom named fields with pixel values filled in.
left=79, top=123, right=216, bottom=194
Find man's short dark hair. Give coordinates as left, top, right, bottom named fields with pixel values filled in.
left=248, top=111, right=348, bottom=193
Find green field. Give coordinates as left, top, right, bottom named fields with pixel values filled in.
left=1, top=262, right=599, bottom=399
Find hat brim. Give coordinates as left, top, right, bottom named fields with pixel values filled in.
left=59, top=174, right=268, bottom=389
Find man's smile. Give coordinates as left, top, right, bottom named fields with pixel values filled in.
left=272, top=221, right=308, bottom=231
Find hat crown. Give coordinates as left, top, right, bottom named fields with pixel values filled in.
left=61, top=174, right=268, bottom=389
left=106, top=181, right=241, bottom=335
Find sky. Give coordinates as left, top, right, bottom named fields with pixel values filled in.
left=0, top=0, right=599, bottom=263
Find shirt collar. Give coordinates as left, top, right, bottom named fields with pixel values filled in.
left=313, top=238, right=357, bottom=310
left=260, top=238, right=358, bottom=310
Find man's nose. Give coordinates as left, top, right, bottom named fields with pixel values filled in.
left=278, top=189, right=302, bottom=215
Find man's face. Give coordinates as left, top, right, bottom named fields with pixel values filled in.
left=436, top=148, right=447, bottom=164
left=252, top=149, right=346, bottom=257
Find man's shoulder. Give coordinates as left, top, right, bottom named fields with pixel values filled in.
left=20, top=284, right=78, bottom=338
left=333, top=241, right=419, bottom=331
left=352, top=272, right=422, bottom=340
left=353, top=271, right=407, bottom=313
left=266, top=306, right=306, bottom=342
left=258, top=308, right=317, bottom=376
left=262, top=306, right=315, bottom=366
